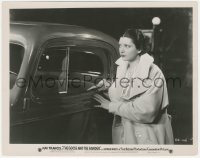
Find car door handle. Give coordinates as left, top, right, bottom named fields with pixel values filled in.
left=23, top=97, right=30, bottom=112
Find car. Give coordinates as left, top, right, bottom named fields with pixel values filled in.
left=10, top=21, right=119, bottom=144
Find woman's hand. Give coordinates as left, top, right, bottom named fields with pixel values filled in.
left=87, top=79, right=111, bottom=91
left=93, top=94, right=111, bottom=110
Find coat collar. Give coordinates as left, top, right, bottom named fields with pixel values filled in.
left=115, top=53, right=154, bottom=79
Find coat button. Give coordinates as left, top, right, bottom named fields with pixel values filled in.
left=135, top=131, right=142, bottom=138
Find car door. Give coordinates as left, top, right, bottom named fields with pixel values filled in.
left=12, top=38, right=116, bottom=144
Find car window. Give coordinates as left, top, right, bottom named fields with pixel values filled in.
left=67, top=47, right=105, bottom=94
left=10, top=43, right=25, bottom=89
left=31, top=46, right=69, bottom=97
left=31, top=45, right=106, bottom=98
left=69, top=47, right=103, bottom=74
left=37, top=47, right=67, bottom=72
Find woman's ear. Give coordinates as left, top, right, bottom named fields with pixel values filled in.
left=138, top=50, right=142, bottom=54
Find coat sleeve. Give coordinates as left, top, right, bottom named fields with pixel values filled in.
left=108, top=71, right=167, bottom=123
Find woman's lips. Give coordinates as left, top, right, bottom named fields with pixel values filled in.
left=121, top=55, right=125, bottom=57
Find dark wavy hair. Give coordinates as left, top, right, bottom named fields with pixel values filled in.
left=122, top=28, right=146, bottom=54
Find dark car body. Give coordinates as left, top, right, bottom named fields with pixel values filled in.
left=10, top=21, right=119, bottom=144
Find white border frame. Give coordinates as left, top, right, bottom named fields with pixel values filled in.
left=2, top=1, right=198, bottom=156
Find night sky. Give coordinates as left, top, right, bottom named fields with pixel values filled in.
left=10, top=8, right=191, bottom=39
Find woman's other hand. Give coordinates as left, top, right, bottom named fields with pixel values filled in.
left=93, top=94, right=111, bottom=110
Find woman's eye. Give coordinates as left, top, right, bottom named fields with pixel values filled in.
left=125, top=45, right=131, bottom=48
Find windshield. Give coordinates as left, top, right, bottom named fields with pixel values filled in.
left=10, top=43, right=25, bottom=89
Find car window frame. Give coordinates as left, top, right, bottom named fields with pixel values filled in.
left=30, top=37, right=115, bottom=102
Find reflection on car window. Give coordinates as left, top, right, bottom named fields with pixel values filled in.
left=10, top=43, right=25, bottom=89
left=32, top=46, right=68, bottom=97
left=38, top=47, right=67, bottom=72
left=69, top=48, right=103, bottom=75
left=66, top=47, right=104, bottom=94
left=32, top=46, right=106, bottom=98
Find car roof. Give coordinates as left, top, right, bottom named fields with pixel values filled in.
left=10, top=21, right=119, bottom=50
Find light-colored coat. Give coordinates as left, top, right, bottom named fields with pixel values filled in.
left=108, top=53, right=174, bottom=144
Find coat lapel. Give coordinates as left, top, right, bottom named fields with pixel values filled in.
left=115, top=57, right=128, bottom=79
left=115, top=54, right=154, bottom=100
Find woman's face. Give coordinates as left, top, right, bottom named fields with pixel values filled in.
left=119, top=37, right=139, bottom=62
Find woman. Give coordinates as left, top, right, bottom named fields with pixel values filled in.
left=93, top=28, right=174, bottom=144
